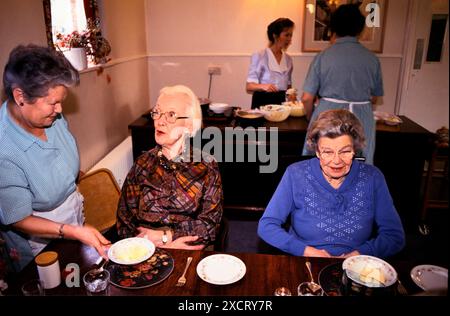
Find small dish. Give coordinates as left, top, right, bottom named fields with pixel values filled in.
left=410, top=265, right=448, bottom=291
left=209, top=103, right=232, bottom=114
left=196, top=254, right=246, bottom=285
left=373, top=111, right=403, bottom=126
left=108, top=237, right=155, bottom=265
left=236, top=110, right=264, bottom=120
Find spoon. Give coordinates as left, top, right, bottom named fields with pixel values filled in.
left=89, top=257, right=109, bottom=278
left=303, top=261, right=324, bottom=295
left=274, top=287, right=292, bottom=296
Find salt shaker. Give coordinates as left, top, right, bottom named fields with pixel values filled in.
left=35, top=251, right=61, bottom=289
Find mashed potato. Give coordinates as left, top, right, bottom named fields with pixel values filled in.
left=349, top=260, right=386, bottom=286
left=114, top=244, right=148, bottom=262
left=359, top=266, right=386, bottom=285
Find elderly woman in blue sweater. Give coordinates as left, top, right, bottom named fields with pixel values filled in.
left=258, top=109, right=405, bottom=258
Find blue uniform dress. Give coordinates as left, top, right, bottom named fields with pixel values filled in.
left=0, top=101, right=81, bottom=271
left=302, top=37, right=384, bottom=164
left=247, top=48, right=293, bottom=108
left=257, top=158, right=405, bottom=258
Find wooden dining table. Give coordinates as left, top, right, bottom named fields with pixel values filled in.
left=4, top=237, right=425, bottom=297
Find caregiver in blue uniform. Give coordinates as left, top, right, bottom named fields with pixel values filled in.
left=301, top=4, right=383, bottom=164
left=246, top=18, right=295, bottom=109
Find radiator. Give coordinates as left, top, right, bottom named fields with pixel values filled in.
left=88, top=136, right=133, bottom=188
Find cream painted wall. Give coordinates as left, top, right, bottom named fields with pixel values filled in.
left=145, top=0, right=409, bottom=114
left=0, top=0, right=150, bottom=171
left=0, top=0, right=47, bottom=72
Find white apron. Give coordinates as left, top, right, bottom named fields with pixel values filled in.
left=322, top=97, right=371, bottom=112
left=28, top=190, right=85, bottom=255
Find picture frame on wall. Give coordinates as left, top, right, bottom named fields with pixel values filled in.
left=302, top=0, right=388, bottom=53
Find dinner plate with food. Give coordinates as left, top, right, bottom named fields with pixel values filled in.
left=108, top=237, right=156, bottom=265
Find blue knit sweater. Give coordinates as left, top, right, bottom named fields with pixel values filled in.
left=258, top=158, right=405, bottom=258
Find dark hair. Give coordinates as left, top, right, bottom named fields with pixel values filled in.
left=330, top=4, right=365, bottom=37
left=3, top=44, right=80, bottom=103
left=267, top=18, right=295, bottom=44
left=306, top=109, right=366, bottom=152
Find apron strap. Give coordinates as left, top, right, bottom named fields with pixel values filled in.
left=322, top=97, right=370, bottom=113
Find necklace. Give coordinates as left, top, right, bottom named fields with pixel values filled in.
left=157, top=149, right=178, bottom=171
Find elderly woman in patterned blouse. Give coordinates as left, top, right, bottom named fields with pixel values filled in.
left=116, top=85, right=223, bottom=250
left=258, top=109, right=405, bottom=258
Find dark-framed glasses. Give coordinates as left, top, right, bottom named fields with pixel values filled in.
left=150, top=110, right=189, bottom=123
left=319, top=149, right=354, bottom=162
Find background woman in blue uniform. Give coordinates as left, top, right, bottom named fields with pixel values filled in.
left=246, top=18, right=295, bottom=109
left=301, top=4, right=383, bottom=164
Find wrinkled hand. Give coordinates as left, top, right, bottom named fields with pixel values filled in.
left=73, top=225, right=111, bottom=259
left=160, top=235, right=205, bottom=250
left=338, top=250, right=360, bottom=258
left=261, top=84, right=279, bottom=93
left=303, top=246, right=332, bottom=258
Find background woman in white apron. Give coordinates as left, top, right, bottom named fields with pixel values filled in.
left=301, top=4, right=384, bottom=164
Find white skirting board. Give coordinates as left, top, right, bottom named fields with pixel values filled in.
left=88, top=136, right=133, bottom=188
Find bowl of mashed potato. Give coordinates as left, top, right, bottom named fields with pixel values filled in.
left=108, top=237, right=155, bottom=265
left=342, top=255, right=398, bottom=295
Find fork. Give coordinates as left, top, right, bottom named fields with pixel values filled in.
left=176, top=256, right=193, bottom=287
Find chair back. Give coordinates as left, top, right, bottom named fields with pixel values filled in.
left=78, top=168, right=121, bottom=233
left=214, top=216, right=229, bottom=251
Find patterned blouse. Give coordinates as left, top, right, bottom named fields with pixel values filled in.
left=116, top=146, right=223, bottom=246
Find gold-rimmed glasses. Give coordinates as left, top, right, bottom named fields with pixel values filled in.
left=150, top=110, right=189, bottom=124
left=318, top=148, right=354, bottom=163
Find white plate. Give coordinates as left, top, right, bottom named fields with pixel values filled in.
left=108, top=237, right=155, bottom=265
left=342, top=255, right=397, bottom=287
left=196, top=254, right=246, bottom=285
left=410, top=265, right=448, bottom=291
left=373, top=111, right=403, bottom=125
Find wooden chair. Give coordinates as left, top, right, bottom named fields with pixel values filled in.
left=419, top=142, right=448, bottom=235
left=214, top=216, right=229, bottom=252
left=78, top=168, right=121, bottom=233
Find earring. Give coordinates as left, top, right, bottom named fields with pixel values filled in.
left=19, top=102, right=24, bottom=106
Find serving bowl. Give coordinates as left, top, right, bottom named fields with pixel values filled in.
left=209, top=103, right=232, bottom=114
left=235, top=110, right=265, bottom=127
left=259, top=104, right=291, bottom=122
left=283, top=101, right=305, bottom=117
left=341, top=255, right=398, bottom=296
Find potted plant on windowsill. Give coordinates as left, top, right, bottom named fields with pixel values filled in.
left=55, top=30, right=89, bottom=71
left=54, top=19, right=111, bottom=70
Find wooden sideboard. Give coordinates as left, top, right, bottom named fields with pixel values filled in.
left=129, top=113, right=434, bottom=230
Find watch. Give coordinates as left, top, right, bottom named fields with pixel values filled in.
left=162, top=230, right=168, bottom=244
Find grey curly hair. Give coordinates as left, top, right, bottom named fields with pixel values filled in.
left=306, top=109, right=366, bottom=152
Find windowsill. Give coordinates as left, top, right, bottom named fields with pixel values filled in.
left=78, top=54, right=147, bottom=74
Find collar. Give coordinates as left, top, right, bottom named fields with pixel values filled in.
left=311, top=157, right=359, bottom=192
left=0, top=101, right=55, bottom=151
left=266, top=47, right=289, bottom=73
left=334, top=36, right=359, bottom=45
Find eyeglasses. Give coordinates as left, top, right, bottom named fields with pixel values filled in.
left=318, top=149, right=354, bottom=162
left=150, top=110, right=189, bottom=123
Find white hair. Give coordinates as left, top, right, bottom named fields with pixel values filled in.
left=157, top=85, right=202, bottom=136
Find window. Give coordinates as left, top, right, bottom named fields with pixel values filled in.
left=50, top=0, right=87, bottom=40
left=43, top=0, right=111, bottom=67
left=426, top=14, right=448, bottom=62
